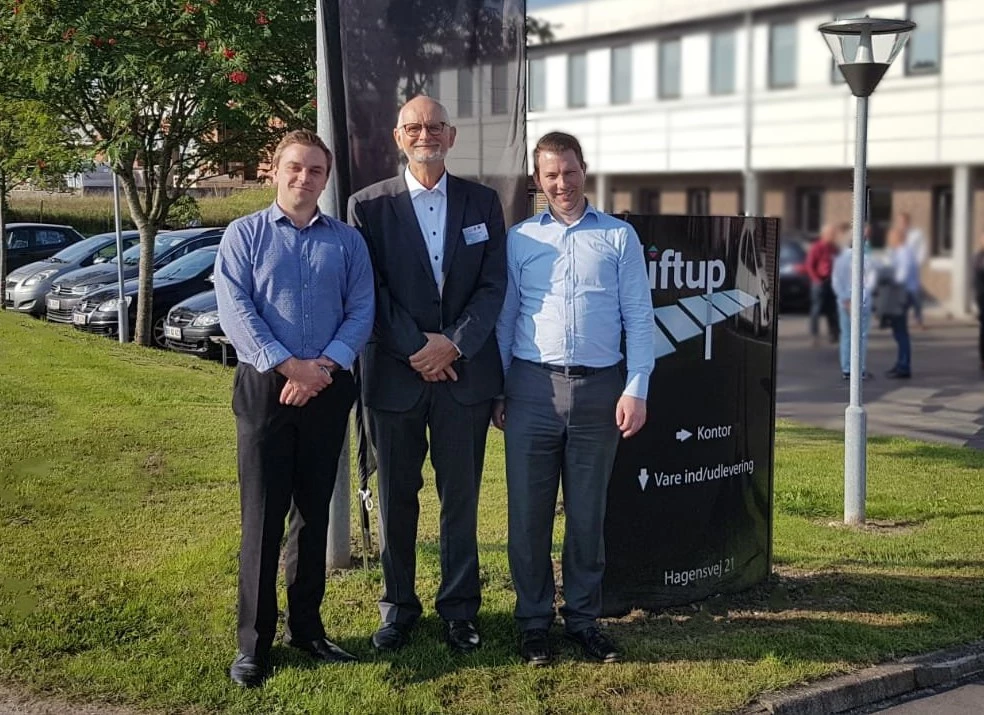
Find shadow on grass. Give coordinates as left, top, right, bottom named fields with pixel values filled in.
left=350, top=570, right=984, bottom=687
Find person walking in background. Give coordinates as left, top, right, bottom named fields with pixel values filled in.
left=348, top=96, right=506, bottom=655
left=805, top=223, right=841, bottom=345
left=215, top=130, right=375, bottom=688
left=877, top=227, right=917, bottom=379
left=493, top=132, right=655, bottom=666
left=897, top=212, right=928, bottom=329
left=974, top=232, right=984, bottom=371
left=832, top=225, right=877, bottom=380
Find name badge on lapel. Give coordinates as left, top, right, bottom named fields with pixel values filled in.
left=462, top=223, right=490, bottom=246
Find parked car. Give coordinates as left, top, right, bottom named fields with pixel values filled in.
left=778, top=240, right=811, bottom=312
left=4, top=223, right=86, bottom=271
left=72, top=246, right=219, bottom=348
left=164, top=287, right=235, bottom=361
left=45, top=227, right=224, bottom=324
left=4, top=231, right=141, bottom=316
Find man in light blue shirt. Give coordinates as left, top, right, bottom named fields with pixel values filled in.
left=215, top=130, right=374, bottom=688
left=493, top=131, right=655, bottom=666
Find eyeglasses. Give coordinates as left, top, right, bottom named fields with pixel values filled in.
left=399, top=122, right=449, bottom=138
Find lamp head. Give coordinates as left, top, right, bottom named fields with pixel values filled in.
left=819, top=16, right=915, bottom=97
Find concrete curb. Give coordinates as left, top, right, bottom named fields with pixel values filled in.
left=739, top=642, right=984, bottom=715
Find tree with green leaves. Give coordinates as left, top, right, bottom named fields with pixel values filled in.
left=0, top=0, right=316, bottom=344
left=0, top=96, right=84, bottom=302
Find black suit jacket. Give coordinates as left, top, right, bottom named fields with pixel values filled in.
left=348, top=173, right=506, bottom=412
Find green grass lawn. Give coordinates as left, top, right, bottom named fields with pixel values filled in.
left=1, top=310, right=983, bottom=714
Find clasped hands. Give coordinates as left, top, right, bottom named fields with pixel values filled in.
left=408, top=332, right=459, bottom=382
left=275, top=356, right=339, bottom=407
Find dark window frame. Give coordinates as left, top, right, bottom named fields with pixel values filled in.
left=687, top=188, right=710, bottom=216
left=905, top=0, right=942, bottom=76
left=795, top=187, right=824, bottom=235
left=931, top=184, right=953, bottom=257
left=768, top=20, right=798, bottom=89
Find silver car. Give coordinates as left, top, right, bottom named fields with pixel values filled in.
left=4, top=231, right=141, bottom=316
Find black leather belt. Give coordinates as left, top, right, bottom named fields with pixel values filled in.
left=530, top=361, right=604, bottom=377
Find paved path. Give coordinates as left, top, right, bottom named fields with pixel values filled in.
left=776, top=313, right=984, bottom=448
left=875, top=677, right=984, bottom=714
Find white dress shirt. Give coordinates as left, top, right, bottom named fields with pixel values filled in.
left=496, top=204, right=656, bottom=399
left=404, top=166, right=448, bottom=293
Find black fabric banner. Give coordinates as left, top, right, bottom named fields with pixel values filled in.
left=602, top=215, right=780, bottom=615
left=337, top=0, right=528, bottom=226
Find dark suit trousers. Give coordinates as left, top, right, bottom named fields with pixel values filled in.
left=233, top=363, right=356, bottom=657
left=369, top=382, right=492, bottom=625
left=504, top=360, right=622, bottom=635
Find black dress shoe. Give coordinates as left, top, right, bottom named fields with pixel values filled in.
left=886, top=369, right=911, bottom=379
left=371, top=622, right=411, bottom=652
left=287, top=636, right=357, bottom=663
left=520, top=629, right=551, bottom=666
left=445, top=619, right=481, bottom=653
left=229, top=652, right=268, bottom=688
left=566, top=626, right=621, bottom=663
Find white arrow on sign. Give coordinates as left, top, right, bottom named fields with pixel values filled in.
left=637, top=468, right=649, bottom=491
left=676, top=429, right=692, bottom=442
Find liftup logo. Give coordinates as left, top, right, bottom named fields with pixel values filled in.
left=646, top=246, right=760, bottom=361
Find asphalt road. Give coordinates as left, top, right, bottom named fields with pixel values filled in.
left=776, top=312, right=984, bottom=449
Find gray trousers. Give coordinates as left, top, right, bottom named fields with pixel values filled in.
left=504, top=359, right=622, bottom=634
left=369, top=383, right=492, bottom=625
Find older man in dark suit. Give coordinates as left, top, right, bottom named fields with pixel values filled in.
left=347, top=95, right=506, bottom=654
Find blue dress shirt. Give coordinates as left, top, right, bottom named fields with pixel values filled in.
left=496, top=205, right=656, bottom=399
left=214, top=203, right=375, bottom=373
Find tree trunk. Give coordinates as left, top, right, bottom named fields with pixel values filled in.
left=116, top=164, right=156, bottom=346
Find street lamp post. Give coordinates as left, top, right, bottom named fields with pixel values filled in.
left=819, top=17, right=914, bottom=525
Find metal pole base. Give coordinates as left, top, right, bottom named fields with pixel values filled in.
left=844, top=405, right=867, bottom=525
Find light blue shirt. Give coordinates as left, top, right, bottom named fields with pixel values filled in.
left=832, top=247, right=877, bottom=307
left=496, top=204, right=656, bottom=399
left=214, top=203, right=375, bottom=373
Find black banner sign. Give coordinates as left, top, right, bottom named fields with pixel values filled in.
left=602, top=215, right=779, bottom=615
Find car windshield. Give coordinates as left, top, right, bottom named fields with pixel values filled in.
left=119, top=234, right=187, bottom=265
left=155, top=249, right=217, bottom=280
left=779, top=242, right=806, bottom=265
left=49, top=236, right=110, bottom=263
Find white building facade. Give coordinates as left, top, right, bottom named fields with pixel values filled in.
left=525, top=0, right=983, bottom=316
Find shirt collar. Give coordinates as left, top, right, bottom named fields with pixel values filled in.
left=404, top=166, right=448, bottom=199
left=538, top=201, right=599, bottom=227
left=269, top=201, right=329, bottom=229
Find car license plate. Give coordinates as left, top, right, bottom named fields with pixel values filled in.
left=47, top=298, right=60, bottom=310
left=72, top=312, right=87, bottom=325
left=164, top=325, right=182, bottom=340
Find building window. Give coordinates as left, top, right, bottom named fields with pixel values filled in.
left=932, top=185, right=953, bottom=256
left=769, top=21, right=797, bottom=88
left=425, top=72, right=440, bottom=99
left=641, top=189, right=661, bottom=214
left=866, top=186, right=893, bottom=249
left=688, top=188, right=710, bottom=216
left=457, top=67, right=473, bottom=118
left=907, top=1, right=941, bottom=75
left=491, top=62, right=508, bottom=115
left=795, top=188, right=824, bottom=235
left=528, top=58, right=546, bottom=112
left=710, top=29, right=736, bottom=95
left=658, top=38, right=681, bottom=99
left=568, top=52, right=587, bottom=108
left=611, top=45, right=632, bottom=105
